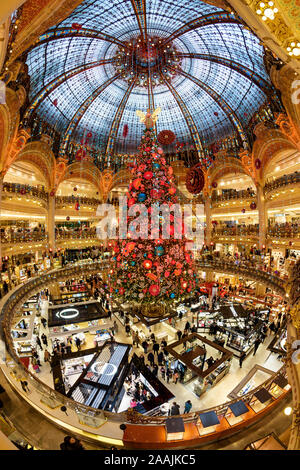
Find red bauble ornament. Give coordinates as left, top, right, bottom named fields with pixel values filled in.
left=20, top=188, right=26, bottom=195
left=186, top=164, right=205, bottom=194
left=50, top=190, right=55, bottom=197
left=75, top=149, right=86, bottom=161
left=123, top=124, right=129, bottom=138
left=143, top=171, right=153, bottom=179
left=255, top=158, right=261, bottom=170
left=73, top=187, right=77, bottom=191
left=250, top=202, right=257, bottom=210
left=157, top=130, right=176, bottom=145
left=168, top=187, right=177, bottom=195
left=212, top=181, right=218, bottom=188
left=66, top=216, right=70, bottom=221
left=149, top=284, right=160, bottom=296
left=72, top=23, right=82, bottom=31
left=241, top=208, right=246, bottom=214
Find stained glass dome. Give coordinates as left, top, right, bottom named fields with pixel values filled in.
left=25, top=0, right=273, bottom=161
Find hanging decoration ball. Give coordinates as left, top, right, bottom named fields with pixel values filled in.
left=50, top=190, right=55, bottom=197
left=250, top=202, right=257, bottom=210
left=72, top=23, right=82, bottom=31
left=75, top=149, right=86, bottom=161
left=53, top=99, right=58, bottom=107
left=186, top=164, right=205, bottom=194
left=241, top=208, right=246, bottom=214
left=214, top=112, right=219, bottom=116
left=20, top=188, right=26, bottom=195
left=157, top=130, right=176, bottom=145
left=212, top=181, right=218, bottom=188
left=149, top=284, right=160, bottom=296
left=137, top=193, right=146, bottom=202
left=75, top=202, right=80, bottom=211
left=157, top=148, right=164, bottom=155
left=73, top=187, right=77, bottom=191
left=143, top=171, right=153, bottom=180
left=66, top=216, right=70, bottom=221
left=255, top=158, right=261, bottom=170
left=123, top=124, right=129, bottom=138
left=170, top=293, right=176, bottom=299
left=152, top=162, right=160, bottom=169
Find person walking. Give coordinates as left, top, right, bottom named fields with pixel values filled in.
left=177, top=330, right=182, bottom=341
left=153, top=364, right=158, bottom=377
left=41, top=333, right=48, bottom=347
left=170, top=402, right=180, bottom=416
left=166, top=368, right=172, bottom=383
left=75, top=336, right=81, bottom=351
left=41, top=317, right=47, bottom=328
left=44, top=349, right=51, bottom=363
left=36, top=336, right=43, bottom=350
left=160, top=366, right=165, bottom=380
left=132, top=331, right=139, bottom=347
left=184, top=400, right=192, bottom=414
left=185, top=321, right=191, bottom=332
left=142, top=340, right=148, bottom=354
left=173, top=370, right=179, bottom=384
left=147, top=351, right=155, bottom=367
left=113, top=320, right=118, bottom=335
left=239, top=351, right=246, bottom=368
left=60, top=436, right=85, bottom=451
left=153, top=342, right=159, bottom=356
left=253, top=337, right=261, bottom=356
left=157, top=351, right=164, bottom=366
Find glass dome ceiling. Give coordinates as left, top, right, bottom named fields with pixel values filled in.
left=25, top=0, right=272, bottom=159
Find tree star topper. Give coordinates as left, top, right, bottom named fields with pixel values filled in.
left=136, top=107, right=161, bottom=129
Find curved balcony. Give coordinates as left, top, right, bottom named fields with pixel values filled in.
left=0, top=261, right=291, bottom=449
left=55, top=229, right=98, bottom=240
left=212, top=226, right=259, bottom=237
left=211, top=189, right=256, bottom=208
left=267, top=224, right=300, bottom=239
left=55, top=196, right=101, bottom=209
left=2, top=182, right=49, bottom=204
left=196, top=258, right=286, bottom=296
left=264, top=172, right=300, bottom=195
left=0, top=232, right=47, bottom=244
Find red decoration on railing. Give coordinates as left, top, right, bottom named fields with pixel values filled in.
left=72, top=23, right=82, bottom=31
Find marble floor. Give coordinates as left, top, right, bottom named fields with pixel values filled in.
left=31, top=308, right=283, bottom=415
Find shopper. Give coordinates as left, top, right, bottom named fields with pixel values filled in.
left=173, top=370, right=179, bottom=384
left=125, top=324, right=131, bottom=337
left=41, top=317, right=47, bottom=328
left=36, top=336, right=42, bottom=350
left=166, top=368, right=172, bottom=383
left=160, top=366, right=165, bottom=380
left=41, top=333, right=48, bottom=347
left=75, top=336, right=81, bottom=351
left=142, top=340, right=148, bottom=354
left=153, top=342, right=159, bottom=356
left=153, top=364, right=158, bottom=377
left=177, top=330, right=182, bottom=341
left=60, top=436, right=85, bottom=451
left=147, top=351, right=155, bottom=367
left=44, top=349, right=51, bottom=363
left=184, top=400, right=192, bottom=414
left=20, top=380, right=29, bottom=393
left=170, top=402, right=180, bottom=415
left=253, top=338, right=261, bottom=356
left=239, top=351, right=246, bottom=368
left=113, top=320, right=118, bottom=334
left=157, top=351, right=164, bottom=366
left=185, top=321, right=191, bottom=331
left=132, top=331, right=139, bottom=347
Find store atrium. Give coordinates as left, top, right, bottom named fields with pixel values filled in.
left=0, top=0, right=299, bottom=452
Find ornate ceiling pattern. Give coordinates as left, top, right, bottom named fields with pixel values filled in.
left=24, top=0, right=273, bottom=159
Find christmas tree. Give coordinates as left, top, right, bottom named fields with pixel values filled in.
left=109, top=112, right=199, bottom=315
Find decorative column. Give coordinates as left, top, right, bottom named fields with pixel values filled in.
left=47, top=191, right=56, bottom=253
left=204, top=195, right=212, bottom=247
left=257, top=184, right=267, bottom=251
left=0, top=173, right=3, bottom=270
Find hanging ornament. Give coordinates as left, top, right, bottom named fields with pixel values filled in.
left=157, top=130, right=176, bottom=145
left=123, top=124, right=129, bottom=138
left=255, top=158, right=261, bottom=170
left=212, top=181, right=218, bottom=188
left=72, top=23, right=82, bottom=31
left=149, top=284, right=160, bottom=296
left=241, top=208, right=246, bottom=214
left=66, top=216, right=70, bottom=221
left=214, top=112, right=219, bottom=116
left=75, top=201, right=80, bottom=211
left=250, top=202, right=257, bottom=210
left=186, top=164, right=205, bottom=194
left=53, top=99, right=58, bottom=107
left=75, top=149, right=86, bottom=161
left=73, top=187, right=77, bottom=192
left=50, top=190, right=55, bottom=197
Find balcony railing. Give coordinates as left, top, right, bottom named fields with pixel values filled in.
left=55, top=196, right=100, bottom=207
left=0, top=232, right=48, bottom=244
left=212, top=189, right=256, bottom=203
left=2, top=182, right=48, bottom=203
left=264, top=171, right=300, bottom=194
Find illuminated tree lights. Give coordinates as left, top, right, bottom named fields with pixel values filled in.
left=109, top=127, right=199, bottom=307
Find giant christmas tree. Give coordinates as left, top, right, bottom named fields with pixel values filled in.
left=109, top=113, right=198, bottom=316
